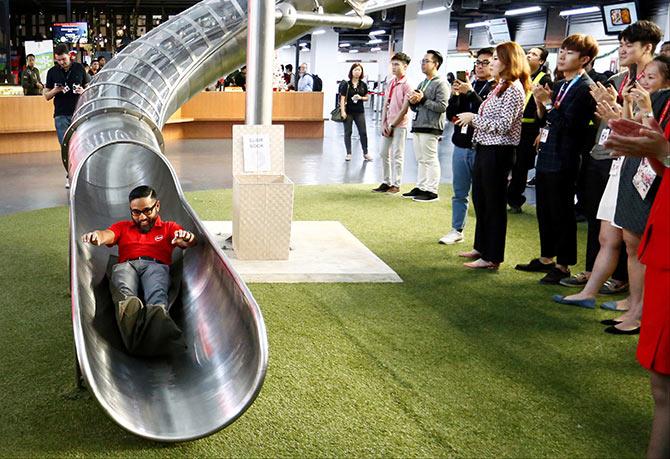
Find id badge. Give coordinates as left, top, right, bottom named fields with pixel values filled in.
left=632, top=158, right=657, bottom=199
left=598, top=128, right=610, bottom=146
left=609, top=157, right=624, bottom=176
left=461, top=124, right=469, bottom=134
left=539, top=128, right=549, bottom=144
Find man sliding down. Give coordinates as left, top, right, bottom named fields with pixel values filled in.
left=82, top=185, right=197, bottom=355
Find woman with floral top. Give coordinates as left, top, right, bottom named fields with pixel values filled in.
left=454, top=41, right=529, bottom=269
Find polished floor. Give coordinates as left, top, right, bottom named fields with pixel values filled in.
left=0, top=114, right=534, bottom=215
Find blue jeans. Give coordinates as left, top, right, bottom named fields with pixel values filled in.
left=54, top=115, right=73, bottom=146
left=451, top=145, right=476, bottom=232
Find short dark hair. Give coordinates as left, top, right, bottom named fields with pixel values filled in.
left=561, top=34, right=599, bottom=67
left=348, top=62, right=364, bottom=80
left=661, top=41, right=670, bottom=48
left=476, top=47, right=494, bottom=58
left=286, top=64, right=293, bottom=71
left=54, top=44, right=69, bottom=56
left=129, top=186, right=157, bottom=202
left=651, top=55, right=670, bottom=82
left=427, top=49, right=443, bottom=69
left=97, top=56, right=105, bottom=62
left=391, top=52, right=411, bottom=65
left=618, top=20, right=663, bottom=50
left=26, top=53, right=35, bottom=59
left=532, top=46, right=549, bottom=63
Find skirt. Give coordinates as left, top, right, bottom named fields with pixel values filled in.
left=637, top=267, right=670, bottom=375
left=596, top=157, right=622, bottom=227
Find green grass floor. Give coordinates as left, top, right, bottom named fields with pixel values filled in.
left=0, top=184, right=647, bottom=458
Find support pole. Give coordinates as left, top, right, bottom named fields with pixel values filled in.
left=246, top=0, right=275, bottom=125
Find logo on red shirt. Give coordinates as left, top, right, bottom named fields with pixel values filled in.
left=155, top=235, right=164, bottom=241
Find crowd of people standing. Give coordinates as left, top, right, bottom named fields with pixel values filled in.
left=357, top=21, right=669, bottom=458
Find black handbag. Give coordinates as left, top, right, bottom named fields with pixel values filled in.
left=331, top=83, right=349, bottom=122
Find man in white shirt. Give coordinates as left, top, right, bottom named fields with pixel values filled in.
left=297, top=63, right=313, bottom=92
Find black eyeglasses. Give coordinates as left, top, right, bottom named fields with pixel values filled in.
left=130, top=201, right=157, bottom=217
left=475, top=60, right=491, bottom=66
left=421, top=59, right=434, bottom=64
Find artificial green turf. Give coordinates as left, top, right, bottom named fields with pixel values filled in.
left=0, top=184, right=647, bottom=458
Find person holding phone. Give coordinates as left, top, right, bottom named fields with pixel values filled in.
left=439, top=48, right=495, bottom=244
left=44, top=43, right=90, bottom=189
left=339, top=63, right=370, bottom=161
left=454, top=42, right=529, bottom=269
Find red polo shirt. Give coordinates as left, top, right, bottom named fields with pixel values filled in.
left=107, top=216, right=184, bottom=265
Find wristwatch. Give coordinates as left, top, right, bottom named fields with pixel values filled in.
left=544, top=103, right=553, bottom=111
left=642, top=112, right=655, bottom=119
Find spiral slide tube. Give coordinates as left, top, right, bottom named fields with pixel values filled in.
left=66, top=0, right=365, bottom=442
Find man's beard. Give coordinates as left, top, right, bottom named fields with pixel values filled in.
left=134, top=218, right=156, bottom=233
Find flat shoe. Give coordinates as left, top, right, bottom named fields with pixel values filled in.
left=464, top=259, right=499, bottom=270
left=604, top=325, right=640, bottom=335
left=551, top=294, right=595, bottom=309
left=600, top=301, right=629, bottom=312
left=458, top=250, right=481, bottom=259
left=600, top=319, right=623, bottom=326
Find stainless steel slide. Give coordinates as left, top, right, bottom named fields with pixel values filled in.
left=66, top=0, right=365, bottom=442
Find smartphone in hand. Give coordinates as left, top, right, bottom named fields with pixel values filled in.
left=456, top=70, right=467, bottom=82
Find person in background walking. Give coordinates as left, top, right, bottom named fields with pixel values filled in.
left=340, top=63, right=370, bottom=161
left=21, top=54, right=43, bottom=96
left=297, top=63, right=313, bottom=92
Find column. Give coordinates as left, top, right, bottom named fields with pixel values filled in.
left=310, top=29, right=339, bottom=117
left=402, top=1, right=452, bottom=87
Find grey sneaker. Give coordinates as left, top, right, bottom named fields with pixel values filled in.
left=559, top=271, right=590, bottom=287
left=599, top=278, right=629, bottom=295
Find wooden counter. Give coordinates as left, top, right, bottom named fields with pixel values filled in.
left=0, top=91, right=324, bottom=154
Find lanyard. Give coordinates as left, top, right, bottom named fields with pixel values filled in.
left=618, top=71, right=645, bottom=98
left=659, top=97, right=670, bottom=140
left=419, top=77, right=435, bottom=93
left=387, top=78, right=398, bottom=105
left=554, top=74, right=581, bottom=108
left=524, top=71, right=546, bottom=109
left=478, top=83, right=501, bottom=114
left=473, top=80, right=491, bottom=97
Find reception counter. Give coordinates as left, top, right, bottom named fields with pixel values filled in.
left=0, top=91, right=324, bottom=155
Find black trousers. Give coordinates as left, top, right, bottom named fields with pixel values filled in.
left=536, top=169, right=578, bottom=266
left=578, top=155, right=628, bottom=280
left=472, top=145, right=515, bottom=263
left=507, top=128, right=538, bottom=208
left=343, top=111, right=368, bottom=155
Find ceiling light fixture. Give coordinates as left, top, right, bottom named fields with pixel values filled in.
left=367, top=38, right=383, bottom=44
left=465, top=21, right=489, bottom=29
left=312, top=29, right=326, bottom=35
left=349, top=49, right=359, bottom=54
left=559, top=6, right=600, bottom=17
left=339, top=43, right=351, bottom=48
left=370, top=47, right=382, bottom=52
left=369, top=29, right=386, bottom=36
left=504, top=6, right=541, bottom=16
left=417, top=5, right=448, bottom=16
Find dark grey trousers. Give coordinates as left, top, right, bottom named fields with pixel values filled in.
left=111, top=260, right=170, bottom=307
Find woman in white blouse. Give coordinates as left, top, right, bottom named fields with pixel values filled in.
left=455, top=41, right=530, bottom=269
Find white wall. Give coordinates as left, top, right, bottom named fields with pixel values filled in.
left=402, top=1, right=451, bottom=87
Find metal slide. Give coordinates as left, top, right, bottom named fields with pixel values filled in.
left=65, top=0, right=365, bottom=442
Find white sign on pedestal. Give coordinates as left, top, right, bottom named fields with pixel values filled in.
left=242, top=134, right=271, bottom=173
